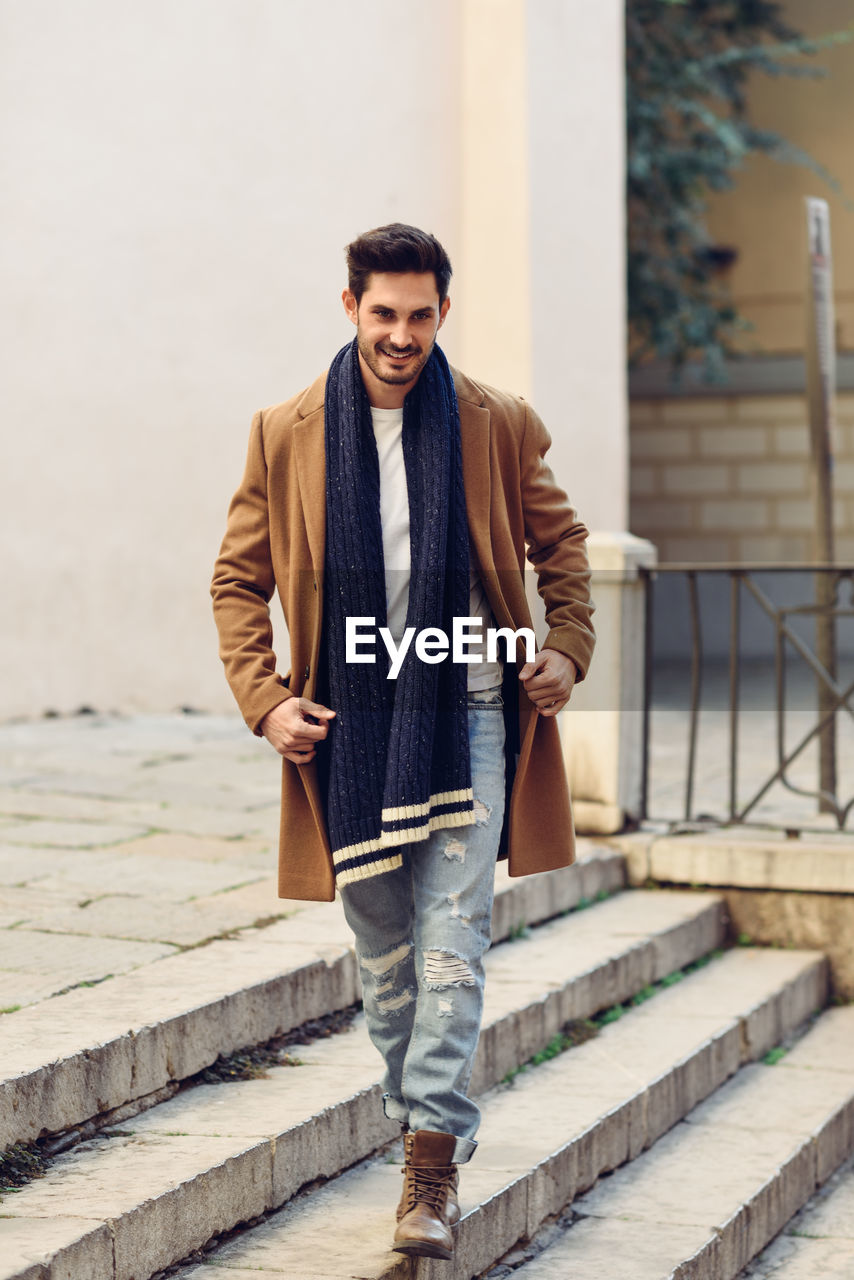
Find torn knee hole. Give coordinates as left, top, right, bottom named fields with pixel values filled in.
left=447, top=891, right=471, bottom=927
left=359, top=941, right=412, bottom=978
left=442, top=837, right=466, bottom=862
left=376, top=988, right=415, bottom=1016
left=473, top=797, right=491, bottom=826
left=423, top=948, right=476, bottom=988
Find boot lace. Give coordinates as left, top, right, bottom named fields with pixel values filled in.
left=401, top=1164, right=454, bottom=1214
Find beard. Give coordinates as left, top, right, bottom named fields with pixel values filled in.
left=356, top=330, right=435, bottom=386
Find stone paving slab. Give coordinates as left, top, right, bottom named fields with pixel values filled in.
left=0, top=819, right=152, bottom=848
left=617, top=828, right=854, bottom=894
left=107, top=831, right=274, bottom=864
left=507, top=1005, right=854, bottom=1280
left=23, top=876, right=286, bottom=946
left=0, top=929, right=175, bottom=977
left=0, top=885, right=71, bottom=928
left=17, top=847, right=270, bottom=904
left=161, top=949, right=827, bottom=1280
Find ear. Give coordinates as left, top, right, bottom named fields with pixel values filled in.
left=342, top=288, right=359, bottom=326
left=437, top=296, right=451, bottom=330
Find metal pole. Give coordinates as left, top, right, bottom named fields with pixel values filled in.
left=728, top=573, right=740, bottom=822
left=640, top=570, right=654, bottom=822
left=805, top=197, right=837, bottom=812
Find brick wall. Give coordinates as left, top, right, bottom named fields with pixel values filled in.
left=630, top=392, right=854, bottom=563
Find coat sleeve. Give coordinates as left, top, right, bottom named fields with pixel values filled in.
left=211, top=411, right=294, bottom=734
left=520, top=401, right=596, bottom=680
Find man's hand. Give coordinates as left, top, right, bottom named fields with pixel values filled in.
left=518, top=649, right=578, bottom=716
left=260, top=697, right=336, bottom=764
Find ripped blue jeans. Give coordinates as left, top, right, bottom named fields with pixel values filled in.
left=338, top=686, right=506, bottom=1164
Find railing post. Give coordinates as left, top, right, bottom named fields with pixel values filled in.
left=728, top=573, right=740, bottom=822
left=640, top=567, right=654, bottom=822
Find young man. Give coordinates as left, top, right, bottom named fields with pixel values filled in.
left=211, top=223, right=595, bottom=1261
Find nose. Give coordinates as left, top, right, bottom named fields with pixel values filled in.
left=388, top=318, right=413, bottom=350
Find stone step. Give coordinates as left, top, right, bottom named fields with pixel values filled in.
left=0, top=850, right=626, bottom=1148
left=162, top=947, right=828, bottom=1280
left=503, top=1003, right=854, bottom=1280
left=735, top=1154, right=854, bottom=1279
left=0, top=886, right=730, bottom=1280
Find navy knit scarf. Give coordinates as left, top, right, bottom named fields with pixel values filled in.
left=323, top=338, right=474, bottom=887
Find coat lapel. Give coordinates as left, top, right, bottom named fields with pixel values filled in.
left=458, top=393, right=492, bottom=574
left=293, top=375, right=328, bottom=576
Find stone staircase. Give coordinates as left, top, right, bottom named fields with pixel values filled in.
left=1, top=848, right=851, bottom=1280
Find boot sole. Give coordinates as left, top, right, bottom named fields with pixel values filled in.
left=392, top=1240, right=453, bottom=1261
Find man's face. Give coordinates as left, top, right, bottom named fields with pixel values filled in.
left=342, top=272, right=450, bottom=403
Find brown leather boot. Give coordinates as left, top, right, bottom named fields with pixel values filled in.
left=392, top=1130, right=460, bottom=1260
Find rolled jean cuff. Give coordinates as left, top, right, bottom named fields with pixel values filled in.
left=382, top=1095, right=478, bottom=1164
left=452, top=1136, right=477, bottom=1164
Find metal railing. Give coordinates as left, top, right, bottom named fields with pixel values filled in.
left=639, top=564, right=854, bottom=830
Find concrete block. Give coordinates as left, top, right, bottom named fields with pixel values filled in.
left=790, top=1161, right=854, bottom=1242
left=660, top=463, right=727, bottom=496
left=110, top=1143, right=275, bottom=1280
left=813, top=1095, right=854, bottom=1186
left=521, top=1218, right=705, bottom=1279
left=774, top=497, right=821, bottom=531
left=630, top=427, right=694, bottom=459
left=736, top=396, right=807, bottom=422
left=646, top=834, right=854, bottom=894
left=719, top=1143, right=818, bottom=1277
left=773, top=424, right=809, bottom=455
left=630, top=463, right=657, bottom=496
left=644, top=1026, right=741, bottom=1148
left=628, top=399, right=661, bottom=425
left=662, top=464, right=730, bottom=495
left=451, top=1175, right=531, bottom=1280
left=662, top=399, right=731, bottom=425
left=0, top=1218, right=114, bottom=1280
left=738, top=533, right=810, bottom=561
left=700, top=498, right=771, bottom=531
left=632, top=498, right=698, bottom=530
left=736, top=462, right=807, bottom=494
left=699, top=424, right=768, bottom=458
left=271, top=1088, right=398, bottom=1205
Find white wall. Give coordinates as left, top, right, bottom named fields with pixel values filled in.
left=0, top=0, right=460, bottom=717
left=1, top=0, right=626, bottom=718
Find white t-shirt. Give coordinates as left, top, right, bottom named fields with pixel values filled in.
left=370, top=406, right=502, bottom=691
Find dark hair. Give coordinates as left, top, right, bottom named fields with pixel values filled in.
left=345, top=223, right=452, bottom=305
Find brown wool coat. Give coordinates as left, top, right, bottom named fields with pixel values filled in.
left=211, top=366, right=596, bottom=902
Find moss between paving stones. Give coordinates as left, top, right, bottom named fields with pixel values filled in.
left=0, top=1003, right=365, bottom=1198
left=195, top=1003, right=362, bottom=1083
left=500, top=947, right=726, bottom=1085
left=0, top=1142, right=49, bottom=1194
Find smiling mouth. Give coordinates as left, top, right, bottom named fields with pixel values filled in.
left=381, top=348, right=417, bottom=362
